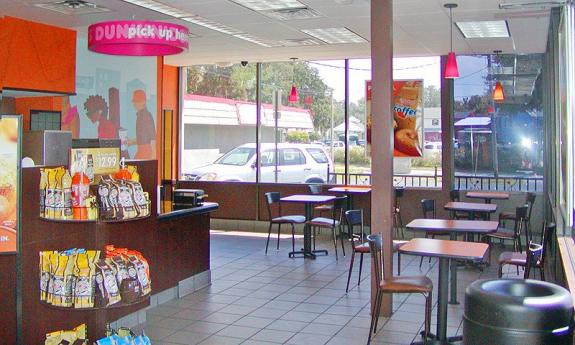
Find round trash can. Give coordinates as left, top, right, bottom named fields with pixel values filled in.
left=463, top=279, right=573, bottom=345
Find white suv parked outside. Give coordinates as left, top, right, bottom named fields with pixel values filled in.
left=184, top=143, right=333, bottom=183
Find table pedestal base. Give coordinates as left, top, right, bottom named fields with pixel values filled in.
left=289, top=249, right=328, bottom=259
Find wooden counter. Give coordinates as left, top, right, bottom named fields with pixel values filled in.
left=0, top=160, right=218, bottom=344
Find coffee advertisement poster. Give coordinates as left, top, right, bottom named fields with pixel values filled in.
left=366, top=80, right=424, bottom=157
left=0, top=116, right=20, bottom=253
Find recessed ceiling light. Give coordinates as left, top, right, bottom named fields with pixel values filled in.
left=264, top=7, right=322, bottom=20
left=279, top=38, right=323, bottom=46
left=233, top=33, right=282, bottom=47
left=120, top=0, right=191, bottom=18
left=229, top=0, right=307, bottom=11
left=35, top=0, right=110, bottom=15
left=181, top=16, right=243, bottom=35
left=456, top=20, right=510, bottom=38
left=301, top=27, right=367, bottom=44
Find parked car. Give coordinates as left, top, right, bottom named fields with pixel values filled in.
left=185, top=143, right=333, bottom=183
left=331, top=141, right=345, bottom=149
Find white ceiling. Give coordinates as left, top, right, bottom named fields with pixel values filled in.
left=0, top=0, right=552, bottom=66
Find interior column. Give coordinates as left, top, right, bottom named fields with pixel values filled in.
left=371, top=0, right=394, bottom=316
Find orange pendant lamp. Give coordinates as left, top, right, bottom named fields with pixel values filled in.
left=288, top=57, right=299, bottom=103
left=492, top=50, right=505, bottom=102
left=444, top=4, right=460, bottom=79
left=493, top=81, right=505, bottom=102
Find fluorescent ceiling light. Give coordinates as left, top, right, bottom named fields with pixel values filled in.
left=264, top=8, right=322, bottom=20
left=301, top=27, right=367, bottom=44
left=230, top=0, right=307, bottom=11
left=456, top=20, right=510, bottom=38
left=181, top=16, right=243, bottom=35
left=499, top=1, right=565, bottom=10
left=279, top=38, right=322, bottom=46
left=120, top=0, right=191, bottom=18
left=233, top=33, right=282, bottom=47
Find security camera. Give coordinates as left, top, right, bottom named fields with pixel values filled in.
left=241, top=61, right=248, bottom=67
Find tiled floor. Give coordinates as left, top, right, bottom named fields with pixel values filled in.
left=138, top=230, right=522, bottom=345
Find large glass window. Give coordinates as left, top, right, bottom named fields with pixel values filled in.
left=348, top=57, right=442, bottom=187
left=453, top=54, right=544, bottom=191
left=260, top=60, right=344, bottom=184
left=180, top=64, right=257, bottom=182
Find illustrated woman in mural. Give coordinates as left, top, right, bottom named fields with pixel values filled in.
left=84, top=95, right=119, bottom=139
left=61, top=96, right=80, bottom=138
left=129, top=89, right=156, bottom=159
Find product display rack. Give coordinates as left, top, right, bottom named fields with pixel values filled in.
left=40, top=293, right=150, bottom=311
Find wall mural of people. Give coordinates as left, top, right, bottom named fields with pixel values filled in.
left=70, top=37, right=157, bottom=159
left=130, top=89, right=156, bottom=160
left=61, top=96, right=80, bottom=139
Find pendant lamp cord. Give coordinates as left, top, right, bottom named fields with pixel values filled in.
left=450, top=7, right=453, bottom=51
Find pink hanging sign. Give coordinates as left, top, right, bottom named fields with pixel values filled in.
left=88, top=20, right=189, bottom=56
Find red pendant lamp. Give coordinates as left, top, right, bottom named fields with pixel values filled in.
left=288, top=57, right=299, bottom=103
left=444, top=4, right=460, bottom=79
left=493, top=81, right=505, bottom=102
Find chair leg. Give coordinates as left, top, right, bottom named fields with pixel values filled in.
left=291, top=224, right=295, bottom=253
left=397, top=252, right=401, bottom=276
left=313, top=226, right=317, bottom=251
left=373, top=289, right=384, bottom=333
left=332, top=227, right=339, bottom=260
left=498, top=263, right=504, bottom=278
left=339, top=225, right=346, bottom=257
left=358, top=253, right=364, bottom=287
left=423, top=291, right=432, bottom=345
left=276, top=223, right=281, bottom=250
left=368, top=290, right=381, bottom=345
left=540, top=267, right=545, bottom=281
left=265, top=222, right=273, bottom=255
left=346, top=251, right=356, bottom=293
left=419, top=255, right=425, bottom=268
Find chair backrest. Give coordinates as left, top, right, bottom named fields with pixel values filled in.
left=331, top=196, right=348, bottom=223
left=514, top=204, right=529, bottom=240
left=450, top=189, right=460, bottom=202
left=345, top=209, right=365, bottom=250
left=309, top=184, right=322, bottom=195
left=525, top=192, right=536, bottom=221
left=539, top=222, right=556, bottom=268
left=264, top=192, right=281, bottom=219
left=394, top=187, right=405, bottom=209
left=524, top=241, right=543, bottom=279
left=367, top=234, right=384, bottom=284
left=421, top=199, right=436, bottom=219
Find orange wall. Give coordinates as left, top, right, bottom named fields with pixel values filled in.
left=15, top=96, right=62, bottom=131
left=0, top=16, right=75, bottom=94
left=156, top=57, right=180, bottom=181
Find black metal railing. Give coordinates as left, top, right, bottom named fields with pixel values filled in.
left=328, top=172, right=543, bottom=192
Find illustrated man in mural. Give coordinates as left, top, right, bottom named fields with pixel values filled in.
left=61, top=96, right=80, bottom=139
left=129, top=89, right=156, bottom=159
left=84, top=95, right=118, bottom=139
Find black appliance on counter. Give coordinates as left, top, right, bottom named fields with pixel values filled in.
left=173, top=189, right=206, bottom=210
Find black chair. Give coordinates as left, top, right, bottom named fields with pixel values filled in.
left=418, top=199, right=449, bottom=268
left=367, top=234, right=432, bottom=345
left=393, top=187, right=405, bottom=239
left=483, top=205, right=529, bottom=265
left=499, top=192, right=536, bottom=231
left=308, top=196, right=347, bottom=260
left=449, top=189, right=468, bottom=220
left=344, top=210, right=369, bottom=293
left=498, top=222, right=555, bottom=280
left=308, top=184, right=333, bottom=216
left=264, top=192, right=306, bottom=255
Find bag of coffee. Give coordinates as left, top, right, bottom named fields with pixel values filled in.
left=39, top=251, right=54, bottom=302
left=98, top=176, right=115, bottom=220
left=129, top=255, right=151, bottom=296
left=50, top=252, right=69, bottom=307
left=73, top=250, right=99, bottom=308
left=118, top=181, right=136, bottom=219
left=95, top=259, right=121, bottom=307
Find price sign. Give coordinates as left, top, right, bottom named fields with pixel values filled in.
left=70, top=148, right=120, bottom=181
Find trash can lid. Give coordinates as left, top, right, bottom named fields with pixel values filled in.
left=465, top=279, right=573, bottom=331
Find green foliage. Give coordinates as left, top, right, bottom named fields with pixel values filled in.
left=186, top=62, right=344, bottom=138
left=412, top=152, right=441, bottom=168
left=309, top=132, right=321, bottom=141
left=333, top=147, right=370, bottom=165
left=286, top=131, right=310, bottom=143
left=424, top=85, right=441, bottom=107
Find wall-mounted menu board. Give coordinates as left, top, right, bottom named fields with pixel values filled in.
left=0, top=115, right=21, bottom=253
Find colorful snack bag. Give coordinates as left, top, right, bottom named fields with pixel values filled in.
left=127, top=181, right=147, bottom=217
left=111, top=255, right=129, bottom=287
left=62, top=250, right=78, bottom=307
left=46, top=168, right=57, bottom=219
left=98, top=176, right=116, bottom=220
left=50, top=252, right=69, bottom=307
left=73, top=250, right=99, bottom=308
left=62, top=170, right=73, bottom=220
left=129, top=255, right=151, bottom=296
left=95, top=259, right=121, bottom=307
left=39, top=251, right=54, bottom=302
left=39, top=169, right=48, bottom=218
left=54, top=168, right=66, bottom=220
left=118, top=181, right=136, bottom=219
